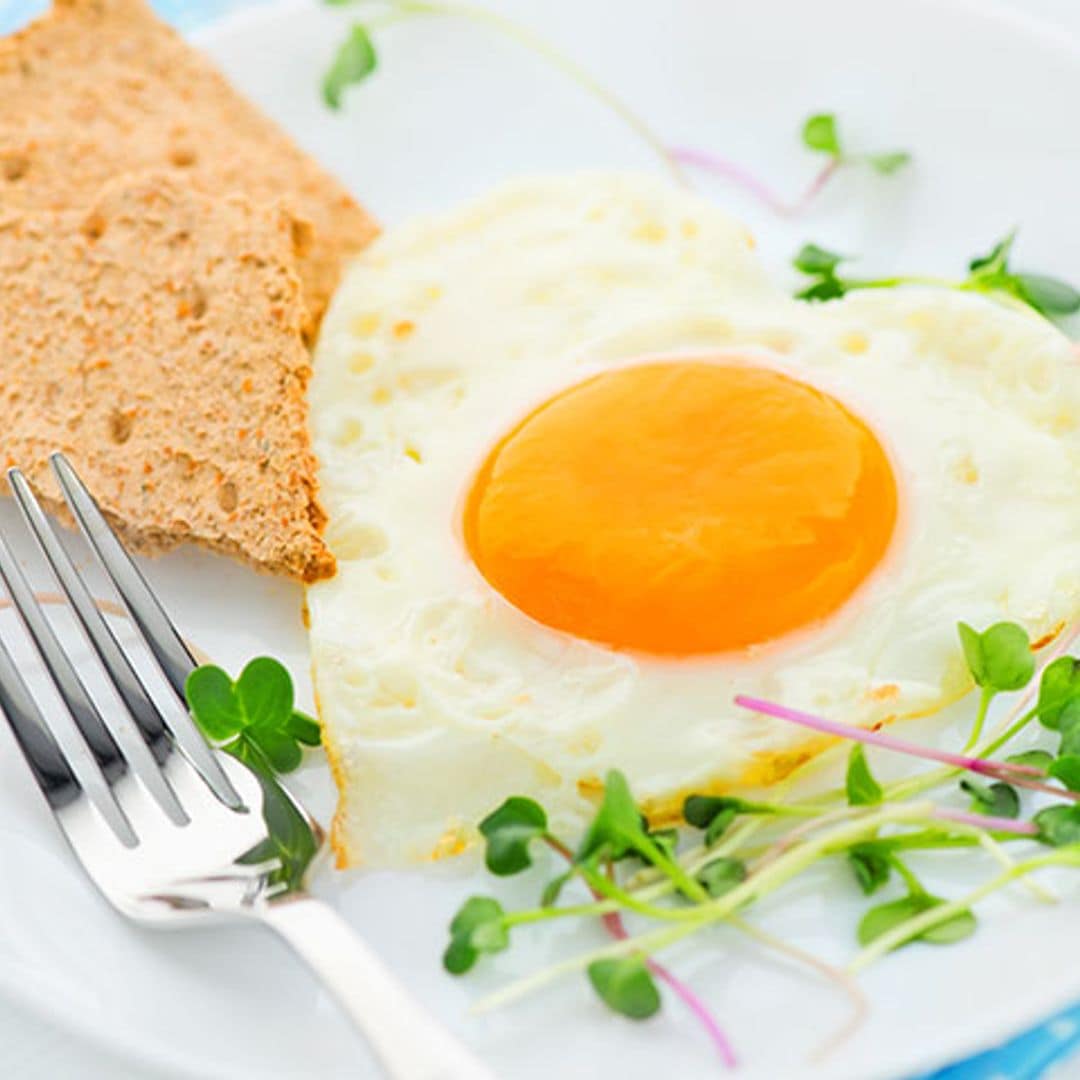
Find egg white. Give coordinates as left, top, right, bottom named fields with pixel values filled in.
left=307, top=173, right=1080, bottom=866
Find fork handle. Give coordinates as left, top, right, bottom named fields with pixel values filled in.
left=260, top=895, right=495, bottom=1080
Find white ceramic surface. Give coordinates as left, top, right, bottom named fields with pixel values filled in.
left=2, top=1, right=1080, bottom=1077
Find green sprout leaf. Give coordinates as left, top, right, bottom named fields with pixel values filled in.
left=323, top=23, right=378, bottom=109
left=683, top=795, right=759, bottom=845
left=576, top=774, right=704, bottom=901
left=647, top=828, right=680, bottom=861
left=1048, top=757, right=1080, bottom=792
left=802, top=113, right=842, bottom=157
left=1035, top=805, right=1080, bottom=847
left=186, top=658, right=318, bottom=778
left=1006, top=749, right=1054, bottom=772
left=210, top=658, right=324, bottom=894
left=791, top=244, right=853, bottom=303
left=968, top=233, right=1015, bottom=277
left=796, top=277, right=849, bottom=302
left=444, top=897, right=510, bottom=974
left=230, top=739, right=318, bottom=892
left=1059, top=707, right=1080, bottom=754
left=965, top=233, right=1080, bottom=322
left=865, top=151, right=911, bottom=175
left=587, top=956, right=661, bottom=1020
left=704, top=808, right=738, bottom=845
left=1049, top=710, right=1080, bottom=790
left=791, top=229, right=1074, bottom=325
left=799, top=114, right=909, bottom=177
left=793, top=243, right=847, bottom=276
left=918, top=906, right=978, bottom=945
left=857, top=894, right=976, bottom=948
left=287, top=710, right=323, bottom=747
left=858, top=895, right=930, bottom=945
left=577, top=770, right=653, bottom=863
left=957, top=621, right=1034, bottom=694
left=1014, top=273, right=1080, bottom=317
left=683, top=795, right=757, bottom=828
left=184, top=665, right=243, bottom=741
left=1037, top=657, right=1080, bottom=730
left=847, top=842, right=893, bottom=895
left=248, top=726, right=304, bottom=773
left=236, top=656, right=294, bottom=729
left=479, top=797, right=549, bottom=876
left=696, top=856, right=747, bottom=898
left=960, top=778, right=1020, bottom=819
left=846, top=744, right=883, bottom=806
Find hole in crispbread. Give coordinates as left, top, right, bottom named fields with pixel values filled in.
left=108, top=409, right=134, bottom=445
left=2, top=153, right=29, bottom=182
left=218, top=481, right=239, bottom=513
left=81, top=211, right=107, bottom=241
left=169, top=145, right=197, bottom=168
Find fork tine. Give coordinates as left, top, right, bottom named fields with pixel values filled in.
left=50, top=453, right=199, bottom=696
left=0, top=531, right=137, bottom=844
left=0, top=529, right=128, bottom=785
left=49, top=453, right=241, bottom=808
left=0, top=633, right=81, bottom=811
left=10, top=470, right=173, bottom=764
left=8, top=469, right=189, bottom=824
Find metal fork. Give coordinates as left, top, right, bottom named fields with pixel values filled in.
left=0, top=453, right=492, bottom=1080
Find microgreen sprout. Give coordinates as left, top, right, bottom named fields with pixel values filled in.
left=957, top=621, right=1035, bottom=750
left=1035, top=805, right=1080, bottom=847
left=793, top=234, right=1080, bottom=328
left=186, top=658, right=320, bottom=774
left=185, top=658, right=322, bottom=892
left=845, top=744, right=883, bottom=806
left=320, top=0, right=686, bottom=183
left=673, top=112, right=910, bottom=216
left=444, top=897, right=510, bottom=973
left=319, top=11, right=913, bottom=214
left=801, top=113, right=911, bottom=175
left=446, top=619, right=1080, bottom=1064
left=959, top=778, right=1020, bottom=820
left=587, top=956, right=661, bottom=1020
left=966, top=233, right=1080, bottom=318
left=322, top=24, right=377, bottom=108
left=847, top=842, right=892, bottom=895
left=857, top=890, right=976, bottom=949
left=478, top=796, right=550, bottom=875
left=1037, top=657, right=1080, bottom=729
left=696, top=856, right=747, bottom=898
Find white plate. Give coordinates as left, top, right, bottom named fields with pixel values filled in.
left=2, top=1, right=1080, bottom=1077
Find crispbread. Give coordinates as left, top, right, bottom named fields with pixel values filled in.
left=0, top=0, right=377, bottom=327
left=0, top=173, right=335, bottom=582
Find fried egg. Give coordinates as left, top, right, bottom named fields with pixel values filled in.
left=307, top=173, right=1080, bottom=866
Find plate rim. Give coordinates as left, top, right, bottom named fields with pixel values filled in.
left=5, top=1, right=1080, bottom=1077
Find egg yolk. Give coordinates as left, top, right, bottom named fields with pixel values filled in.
left=464, top=361, right=898, bottom=656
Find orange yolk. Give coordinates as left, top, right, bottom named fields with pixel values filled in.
left=464, top=360, right=898, bottom=656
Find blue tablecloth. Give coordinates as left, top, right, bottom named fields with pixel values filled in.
left=2, top=0, right=1078, bottom=1075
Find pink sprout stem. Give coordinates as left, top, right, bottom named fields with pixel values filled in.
left=734, top=696, right=1045, bottom=780
left=604, top=909, right=738, bottom=1068
left=792, top=158, right=842, bottom=212
left=986, top=775, right=1080, bottom=803
left=545, top=837, right=738, bottom=1067
left=932, top=808, right=1040, bottom=836
left=670, top=147, right=791, bottom=214
left=670, top=149, right=840, bottom=217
